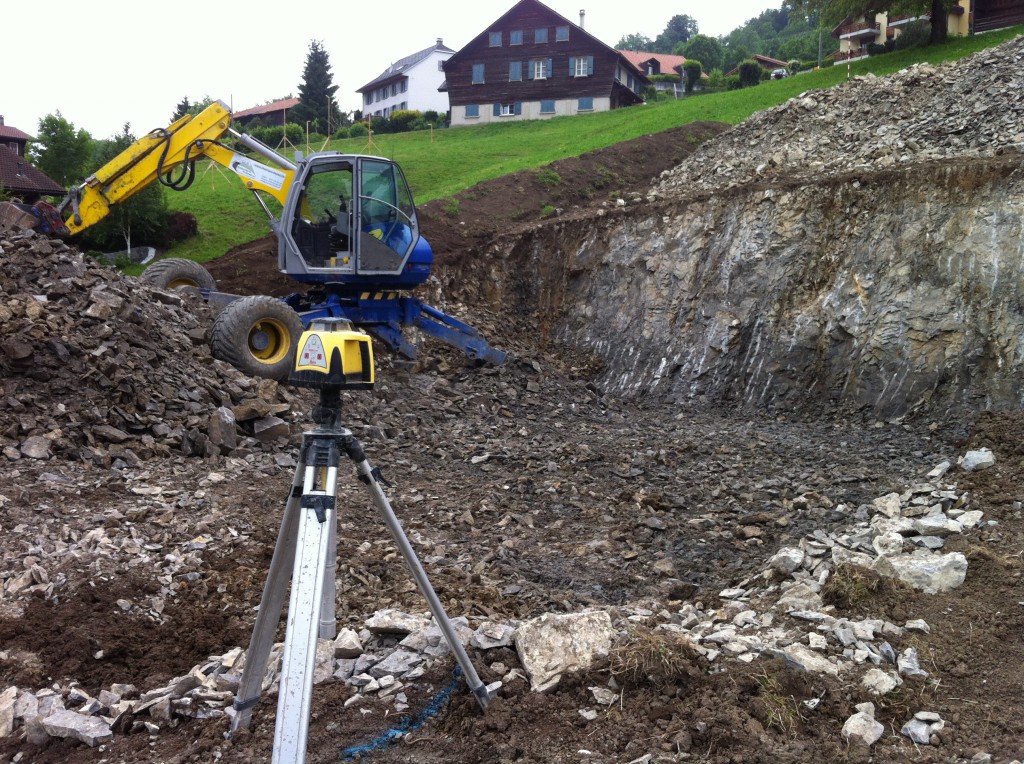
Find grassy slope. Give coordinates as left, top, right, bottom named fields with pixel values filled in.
left=161, top=27, right=1023, bottom=265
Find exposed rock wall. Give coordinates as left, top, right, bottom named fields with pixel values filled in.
left=527, top=158, right=1024, bottom=418
left=469, top=38, right=1024, bottom=419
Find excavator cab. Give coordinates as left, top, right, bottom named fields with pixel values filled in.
left=281, top=154, right=432, bottom=292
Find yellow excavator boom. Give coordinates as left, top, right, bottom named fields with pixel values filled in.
left=59, top=100, right=296, bottom=234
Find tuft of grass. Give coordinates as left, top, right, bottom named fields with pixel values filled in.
left=534, top=168, right=562, bottom=186
left=820, top=564, right=908, bottom=610
left=753, top=666, right=806, bottom=735
left=540, top=204, right=556, bottom=218
left=608, top=625, right=700, bottom=686
left=442, top=197, right=460, bottom=218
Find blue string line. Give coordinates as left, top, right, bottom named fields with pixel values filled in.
left=340, top=665, right=462, bottom=760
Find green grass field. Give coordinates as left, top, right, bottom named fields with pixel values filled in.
left=160, top=26, right=1023, bottom=266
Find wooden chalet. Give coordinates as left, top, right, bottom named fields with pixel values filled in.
left=0, top=117, right=64, bottom=202
left=442, top=0, right=648, bottom=126
left=232, top=98, right=300, bottom=128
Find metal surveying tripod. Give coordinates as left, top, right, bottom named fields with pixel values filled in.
left=227, top=319, right=494, bottom=763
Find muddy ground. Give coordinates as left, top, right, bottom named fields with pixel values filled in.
left=2, top=123, right=1023, bottom=764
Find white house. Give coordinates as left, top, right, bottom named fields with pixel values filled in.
left=357, top=39, right=454, bottom=117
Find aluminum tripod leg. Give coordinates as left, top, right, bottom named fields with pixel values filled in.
left=348, top=449, right=495, bottom=711
left=272, top=458, right=338, bottom=763
left=228, top=459, right=305, bottom=736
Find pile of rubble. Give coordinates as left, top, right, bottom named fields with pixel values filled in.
left=0, top=229, right=303, bottom=467
left=0, top=448, right=1003, bottom=755
left=653, top=36, right=1024, bottom=198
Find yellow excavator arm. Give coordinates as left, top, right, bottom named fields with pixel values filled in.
left=59, top=100, right=297, bottom=235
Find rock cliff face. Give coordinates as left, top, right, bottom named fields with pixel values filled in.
left=475, top=38, right=1024, bottom=419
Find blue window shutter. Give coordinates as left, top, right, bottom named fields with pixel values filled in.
left=514, top=102, right=522, bottom=115
left=569, top=56, right=576, bottom=76
left=527, top=60, right=534, bottom=80
left=587, top=56, right=594, bottom=75
left=546, top=58, right=553, bottom=78
left=493, top=103, right=500, bottom=116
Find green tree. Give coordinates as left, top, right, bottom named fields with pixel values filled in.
left=738, top=59, right=763, bottom=87
left=290, top=40, right=341, bottom=135
left=616, top=32, right=655, bottom=50
left=172, top=97, right=191, bottom=122
left=654, top=15, right=699, bottom=53
left=680, top=34, right=725, bottom=72
left=77, top=124, right=167, bottom=254
left=29, top=112, right=93, bottom=187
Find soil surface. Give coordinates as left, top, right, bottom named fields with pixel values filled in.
left=2, top=122, right=1023, bottom=764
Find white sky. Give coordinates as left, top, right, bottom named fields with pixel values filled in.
left=4, top=0, right=779, bottom=140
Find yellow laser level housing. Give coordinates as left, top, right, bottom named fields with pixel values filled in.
left=288, top=318, right=374, bottom=390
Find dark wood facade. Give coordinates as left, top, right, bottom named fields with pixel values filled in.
left=443, top=0, right=646, bottom=125
left=974, top=0, right=1024, bottom=31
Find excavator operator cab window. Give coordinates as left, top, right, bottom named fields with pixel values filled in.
left=356, top=159, right=417, bottom=274
left=291, top=161, right=354, bottom=270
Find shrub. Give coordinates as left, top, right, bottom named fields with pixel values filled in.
left=347, top=122, right=368, bottom=138
left=866, top=42, right=887, bottom=56
left=534, top=168, right=561, bottom=186
left=388, top=109, right=423, bottom=133
left=682, top=60, right=703, bottom=93
left=423, top=110, right=441, bottom=125
left=893, top=19, right=930, bottom=50
left=165, top=211, right=198, bottom=244
left=726, top=74, right=743, bottom=91
left=738, top=60, right=762, bottom=88
left=787, top=59, right=801, bottom=73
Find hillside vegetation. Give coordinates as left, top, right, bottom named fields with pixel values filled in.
left=161, top=27, right=1024, bottom=265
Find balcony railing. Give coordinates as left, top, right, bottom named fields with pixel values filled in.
left=887, top=13, right=930, bottom=26
left=838, top=21, right=881, bottom=39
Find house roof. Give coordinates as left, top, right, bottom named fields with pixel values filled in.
left=617, top=50, right=687, bottom=75
left=232, top=97, right=300, bottom=119
left=726, top=53, right=791, bottom=76
left=0, top=124, right=33, bottom=142
left=358, top=39, right=455, bottom=92
left=0, top=147, right=65, bottom=197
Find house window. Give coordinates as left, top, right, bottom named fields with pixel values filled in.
left=365, top=94, right=372, bottom=106
left=494, top=103, right=521, bottom=116
left=540, top=100, right=555, bottom=114
left=489, top=31, right=502, bottom=47
left=534, top=28, right=548, bottom=43
left=465, top=105, right=479, bottom=118
left=571, top=56, right=594, bottom=77
left=533, top=59, right=550, bottom=79
left=509, top=61, right=522, bottom=81
left=510, top=30, right=523, bottom=45
left=472, top=63, right=485, bottom=84
left=578, top=97, right=594, bottom=111
left=556, top=26, right=569, bottom=41
left=401, top=80, right=407, bottom=93
left=400, top=102, right=407, bottom=110
left=438, top=60, right=445, bottom=71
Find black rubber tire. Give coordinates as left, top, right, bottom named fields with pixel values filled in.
left=140, top=258, right=216, bottom=291
left=210, top=295, right=304, bottom=380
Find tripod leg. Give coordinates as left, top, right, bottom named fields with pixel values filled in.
left=319, top=513, right=338, bottom=640
left=272, top=461, right=338, bottom=763
left=352, top=455, right=495, bottom=711
left=228, top=459, right=305, bottom=737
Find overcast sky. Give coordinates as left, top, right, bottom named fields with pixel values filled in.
left=5, top=0, right=780, bottom=141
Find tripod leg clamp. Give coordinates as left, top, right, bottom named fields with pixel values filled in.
left=301, top=494, right=335, bottom=523
left=358, top=466, right=392, bottom=488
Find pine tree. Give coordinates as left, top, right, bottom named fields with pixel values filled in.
left=172, top=97, right=192, bottom=122
left=290, top=40, right=342, bottom=135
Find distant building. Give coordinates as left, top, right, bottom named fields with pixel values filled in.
left=442, top=0, right=648, bottom=126
left=0, top=116, right=64, bottom=201
left=232, top=98, right=300, bottom=128
left=358, top=39, right=455, bottom=118
left=831, top=1, right=977, bottom=63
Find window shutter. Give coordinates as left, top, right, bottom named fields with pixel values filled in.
left=587, top=56, right=594, bottom=75
left=514, top=102, right=522, bottom=115
left=493, top=103, right=501, bottom=116
left=527, top=60, right=534, bottom=80
left=546, top=58, right=553, bottom=78
left=569, top=56, right=576, bottom=76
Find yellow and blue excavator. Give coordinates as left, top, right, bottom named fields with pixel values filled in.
left=53, top=100, right=506, bottom=377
